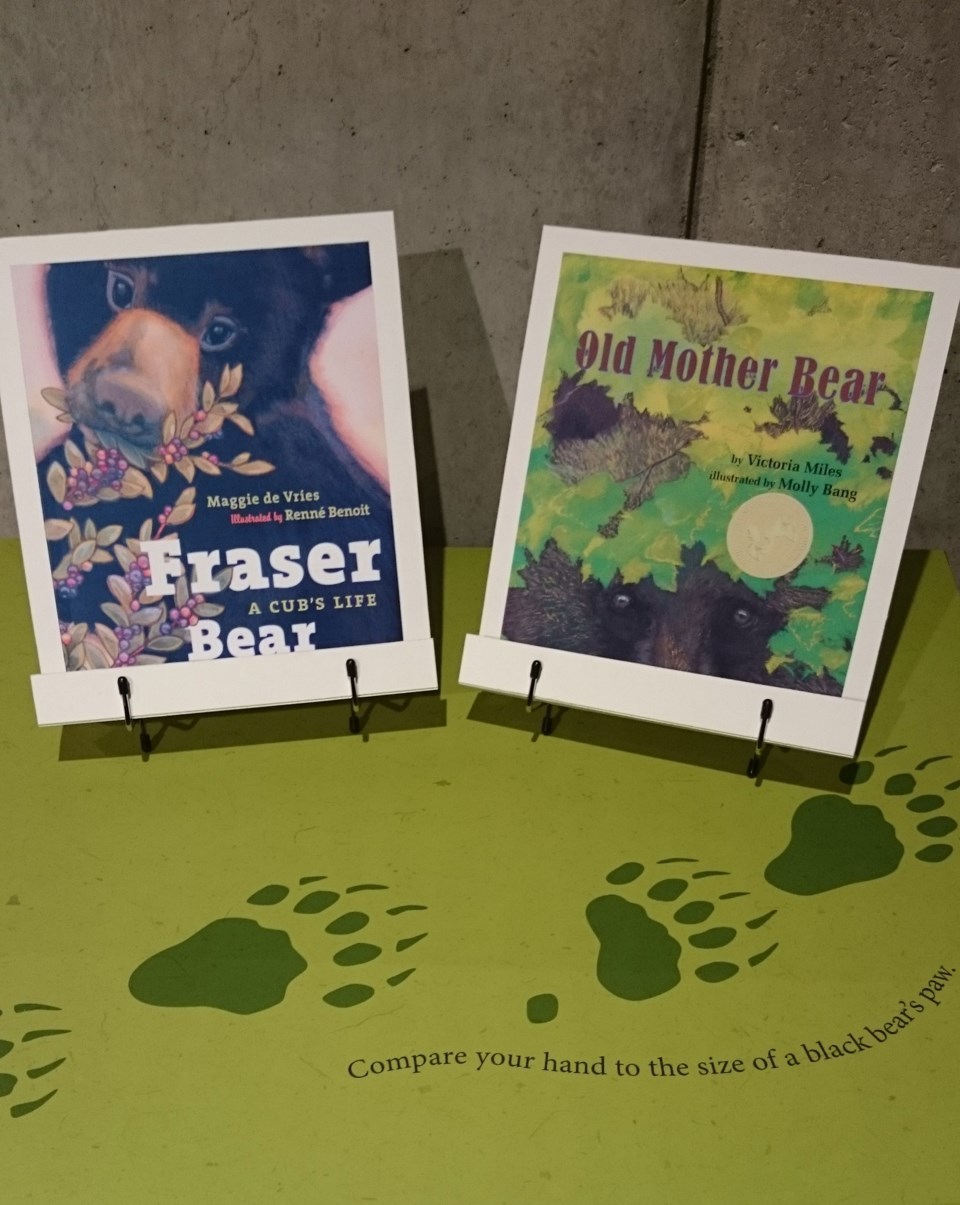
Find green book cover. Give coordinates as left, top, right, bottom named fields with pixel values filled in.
left=504, top=251, right=933, bottom=695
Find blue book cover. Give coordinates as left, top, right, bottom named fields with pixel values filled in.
left=13, top=239, right=402, bottom=671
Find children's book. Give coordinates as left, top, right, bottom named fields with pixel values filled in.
left=0, top=212, right=435, bottom=725
left=461, top=227, right=960, bottom=756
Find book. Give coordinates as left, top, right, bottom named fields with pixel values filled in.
left=461, top=228, right=960, bottom=756
left=0, top=212, right=435, bottom=725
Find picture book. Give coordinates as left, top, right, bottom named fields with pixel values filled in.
left=0, top=213, right=435, bottom=724
left=462, top=228, right=960, bottom=756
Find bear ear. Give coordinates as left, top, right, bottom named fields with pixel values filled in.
left=301, top=243, right=373, bottom=304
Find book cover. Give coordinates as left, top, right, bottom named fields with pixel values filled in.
left=0, top=213, right=434, bottom=724
left=462, top=229, right=960, bottom=755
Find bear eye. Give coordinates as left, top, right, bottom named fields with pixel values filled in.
left=612, top=592, right=632, bottom=610
left=106, top=269, right=136, bottom=313
left=200, top=316, right=239, bottom=353
left=731, top=605, right=757, bottom=628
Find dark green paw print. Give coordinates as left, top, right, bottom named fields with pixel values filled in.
left=765, top=748, right=958, bottom=896
left=0, top=1002, right=69, bottom=1120
left=129, top=875, right=428, bottom=1015
left=526, top=858, right=777, bottom=1021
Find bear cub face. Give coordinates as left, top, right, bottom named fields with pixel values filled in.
left=46, top=245, right=371, bottom=457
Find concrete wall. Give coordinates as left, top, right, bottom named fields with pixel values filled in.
left=696, top=0, right=960, bottom=574
left=0, top=0, right=956, bottom=570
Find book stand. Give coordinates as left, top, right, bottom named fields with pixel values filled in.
left=105, top=641, right=431, bottom=751
left=524, top=655, right=772, bottom=776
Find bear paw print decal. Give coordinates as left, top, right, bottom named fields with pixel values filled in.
left=0, top=1003, right=69, bottom=1120
left=129, top=875, right=428, bottom=1015
left=765, top=748, right=957, bottom=895
left=526, top=858, right=778, bottom=1023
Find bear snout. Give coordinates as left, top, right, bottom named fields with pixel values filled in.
left=84, top=369, right=167, bottom=446
left=65, top=308, right=200, bottom=449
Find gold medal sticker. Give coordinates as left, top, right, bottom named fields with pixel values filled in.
left=726, top=492, right=814, bottom=579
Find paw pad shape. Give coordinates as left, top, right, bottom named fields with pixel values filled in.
left=129, top=875, right=428, bottom=1015
left=765, top=749, right=957, bottom=896
left=585, top=859, right=777, bottom=1002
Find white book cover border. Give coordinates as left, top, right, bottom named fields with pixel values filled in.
left=462, top=226, right=960, bottom=757
left=0, top=211, right=436, bottom=725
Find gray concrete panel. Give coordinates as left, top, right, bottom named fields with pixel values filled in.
left=696, top=0, right=960, bottom=576
left=0, top=0, right=707, bottom=546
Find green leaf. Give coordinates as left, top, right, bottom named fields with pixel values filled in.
left=227, top=412, right=254, bottom=436
left=46, top=461, right=67, bottom=504
left=97, top=524, right=123, bottom=547
left=94, top=624, right=119, bottom=659
left=107, top=575, right=133, bottom=606
left=225, top=364, right=243, bottom=398
left=83, top=637, right=113, bottom=670
left=118, top=439, right=148, bottom=469
left=146, top=635, right=184, bottom=653
left=191, top=454, right=221, bottom=475
left=229, top=459, right=274, bottom=475
left=52, top=552, right=72, bottom=581
left=167, top=503, right=196, bottom=527
left=194, top=602, right=224, bottom=618
left=121, top=468, right=153, bottom=499
left=101, top=602, right=129, bottom=627
left=44, top=518, right=74, bottom=541
left=40, top=387, right=68, bottom=411
left=174, top=456, right=195, bottom=483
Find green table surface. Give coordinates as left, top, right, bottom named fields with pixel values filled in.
left=1, top=541, right=958, bottom=1205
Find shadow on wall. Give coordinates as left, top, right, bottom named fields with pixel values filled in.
left=399, top=249, right=511, bottom=548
